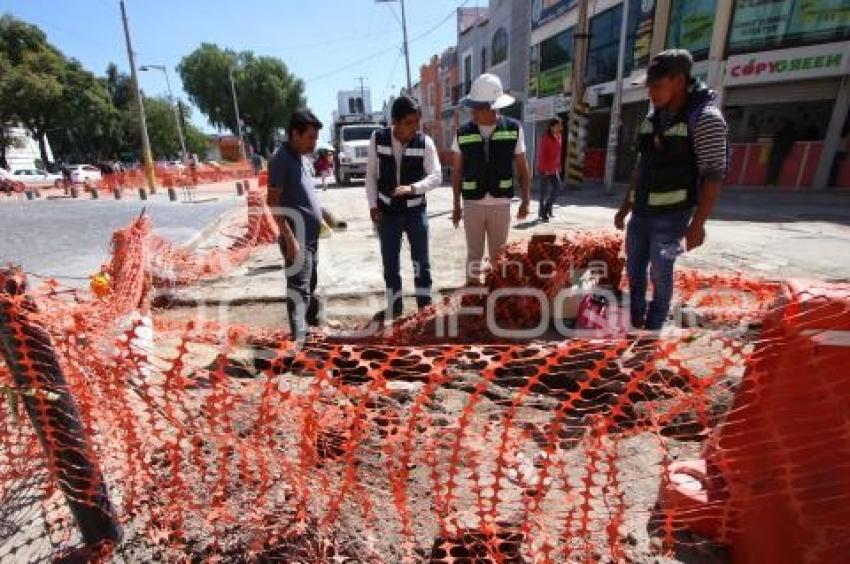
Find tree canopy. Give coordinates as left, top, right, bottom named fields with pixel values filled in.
left=0, top=15, right=209, bottom=167
left=178, top=43, right=306, bottom=156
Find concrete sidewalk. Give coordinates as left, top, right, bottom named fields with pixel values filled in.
left=155, top=180, right=850, bottom=322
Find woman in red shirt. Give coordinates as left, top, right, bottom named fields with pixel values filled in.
left=536, top=118, right=563, bottom=222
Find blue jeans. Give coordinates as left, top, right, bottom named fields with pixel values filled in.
left=377, top=207, right=433, bottom=316
left=626, top=210, right=691, bottom=330
left=538, top=174, right=559, bottom=219
left=284, top=245, right=322, bottom=343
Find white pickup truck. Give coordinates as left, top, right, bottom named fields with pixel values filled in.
left=334, top=123, right=382, bottom=186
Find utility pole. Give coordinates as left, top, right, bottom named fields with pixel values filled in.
left=229, top=64, right=247, bottom=161
left=140, top=65, right=187, bottom=162
left=356, top=75, right=368, bottom=122
left=400, top=0, right=412, bottom=93
left=376, top=0, right=412, bottom=93
left=120, top=0, right=156, bottom=192
left=603, top=0, right=630, bottom=194
left=565, top=0, right=590, bottom=191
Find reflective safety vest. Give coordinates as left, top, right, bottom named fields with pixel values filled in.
left=633, top=108, right=700, bottom=215
left=457, top=117, right=520, bottom=201
left=375, top=128, right=427, bottom=213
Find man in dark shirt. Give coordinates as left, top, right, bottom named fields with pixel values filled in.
left=267, top=109, right=324, bottom=345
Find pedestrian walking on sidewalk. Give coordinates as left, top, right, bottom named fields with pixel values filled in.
left=267, top=109, right=326, bottom=345
left=451, top=74, right=531, bottom=286
left=537, top=117, right=563, bottom=222
left=615, top=49, right=728, bottom=331
left=366, top=95, right=442, bottom=320
left=314, top=151, right=334, bottom=190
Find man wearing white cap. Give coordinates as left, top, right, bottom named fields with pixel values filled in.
left=451, top=73, right=531, bottom=286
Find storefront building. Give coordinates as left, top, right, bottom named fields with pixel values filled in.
left=720, top=0, right=850, bottom=189
left=526, top=0, right=656, bottom=182
left=525, top=0, right=850, bottom=189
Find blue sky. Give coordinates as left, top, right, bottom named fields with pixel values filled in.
left=4, top=0, right=472, bottom=140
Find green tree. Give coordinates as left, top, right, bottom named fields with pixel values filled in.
left=178, top=43, right=305, bottom=156
left=1, top=45, right=66, bottom=165
left=137, top=96, right=205, bottom=159
left=0, top=16, right=116, bottom=165
left=52, top=60, right=120, bottom=162
left=0, top=50, right=14, bottom=169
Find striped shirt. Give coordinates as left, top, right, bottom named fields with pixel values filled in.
left=692, top=105, right=729, bottom=182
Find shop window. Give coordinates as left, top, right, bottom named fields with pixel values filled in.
left=728, top=0, right=850, bottom=55
left=535, top=27, right=574, bottom=97
left=585, top=0, right=649, bottom=86
left=586, top=5, right=624, bottom=85
left=492, top=27, right=509, bottom=66
left=666, top=0, right=718, bottom=61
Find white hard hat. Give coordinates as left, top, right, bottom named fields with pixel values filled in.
left=461, top=73, right=516, bottom=110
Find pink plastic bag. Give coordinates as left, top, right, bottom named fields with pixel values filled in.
left=575, top=295, right=628, bottom=337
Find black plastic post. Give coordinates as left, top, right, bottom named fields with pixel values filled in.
left=236, top=182, right=244, bottom=196
left=70, top=186, right=79, bottom=199
left=0, top=270, right=121, bottom=548
left=89, top=187, right=99, bottom=200
left=113, top=188, right=122, bottom=200
left=25, top=190, right=34, bottom=201
left=138, top=188, right=147, bottom=201
left=168, top=187, right=177, bottom=202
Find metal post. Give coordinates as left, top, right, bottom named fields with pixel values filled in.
left=120, top=0, right=156, bottom=193
left=357, top=75, right=368, bottom=121
left=229, top=65, right=248, bottom=162
left=604, top=0, right=630, bottom=194
left=813, top=75, right=850, bottom=190
left=0, top=270, right=121, bottom=548
left=141, top=65, right=188, bottom=162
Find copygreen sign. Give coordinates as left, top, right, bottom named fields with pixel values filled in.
left=730, top=0, right=850, bottom=51
left=667, top=0, right=717, bottom=55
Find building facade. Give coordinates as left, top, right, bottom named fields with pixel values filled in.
left=420, top=55, right=443, bottom=156
left=2, top=126, right=54, bottom=171
left=438, top=47, right=460, bottom=165
left=525, top=0, right=850, bottom=189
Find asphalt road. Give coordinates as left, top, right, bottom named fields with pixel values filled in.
left=0, top=192, right=240, bottom=288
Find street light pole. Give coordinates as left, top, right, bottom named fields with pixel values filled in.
left=119, top=0, right=156, bottom=192
left=229, top=64, right=248, bottom=161
left=376, top=0, right=412, bottom=93
left=140, top=64, right=187, bottom=162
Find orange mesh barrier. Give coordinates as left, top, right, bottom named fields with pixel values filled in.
left=1, top=218, right=849, bottom=561
left=93, top=163, right=255, bottom=193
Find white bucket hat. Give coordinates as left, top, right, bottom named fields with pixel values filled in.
left=461, top=73, right=516, bottom=110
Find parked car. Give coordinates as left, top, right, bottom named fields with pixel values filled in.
left=0, top=168, right=25, bottom=194
left=69, top=164, right=103, bottom=184
left=10, top=168, right=63, bottom=188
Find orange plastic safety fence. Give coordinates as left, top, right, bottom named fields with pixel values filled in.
left=93, top=163, right=255, bottom=193
left=1, top=218, right=849, bottom=562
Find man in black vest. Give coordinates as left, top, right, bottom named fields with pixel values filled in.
left=615, top=50, right=728, bottom=331
left=366, top=96, right=442, bottom=319
left=451, top=74, right=531, bottom=286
